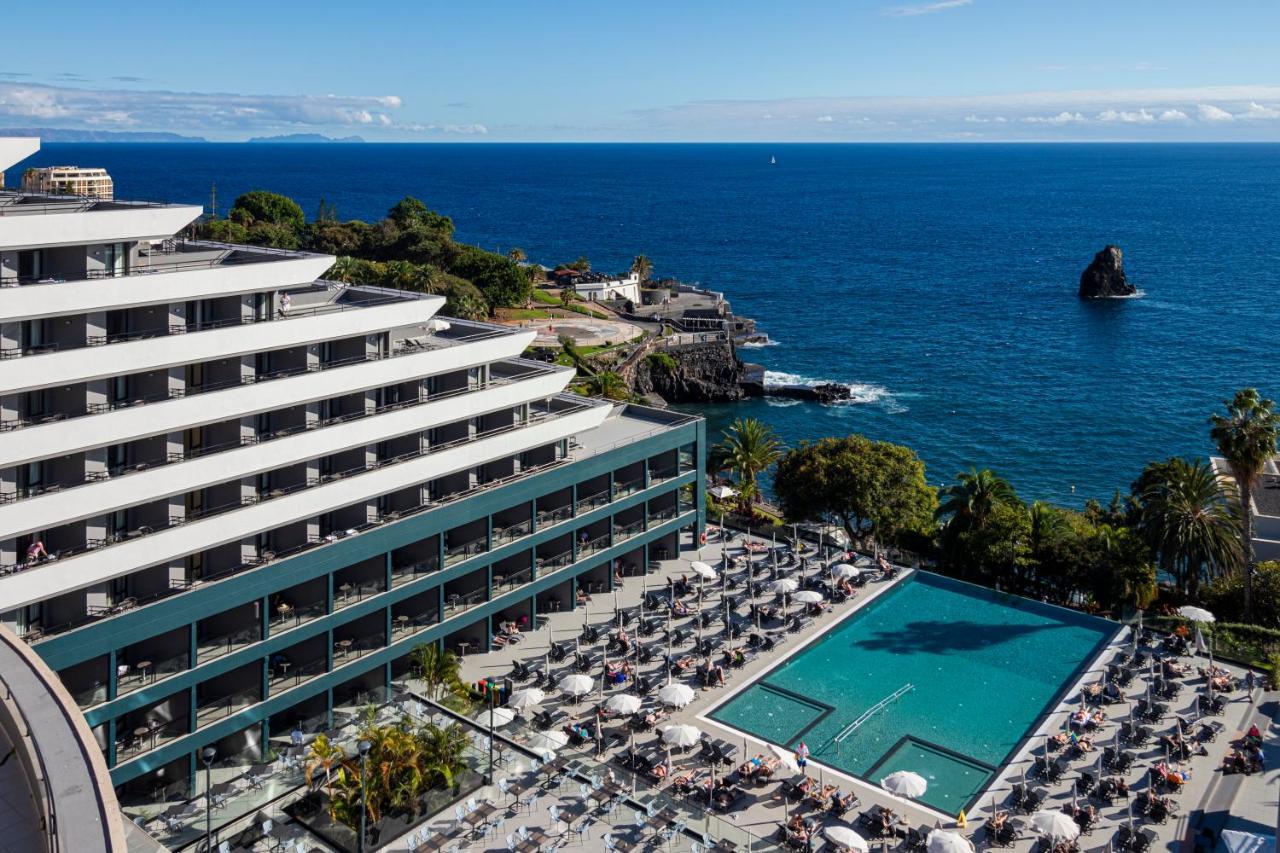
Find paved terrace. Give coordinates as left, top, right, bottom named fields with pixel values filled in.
left=132, top=530, right=1276, bottom=853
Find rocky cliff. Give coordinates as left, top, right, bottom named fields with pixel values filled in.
left=1079, top=245, right=1137, bottom=298
left=633, top=342, right=747, bottom=403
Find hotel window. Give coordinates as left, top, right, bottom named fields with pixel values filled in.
left=17, top=249, right=43, bottom=280
left=102, top=242, right=128, bottom=277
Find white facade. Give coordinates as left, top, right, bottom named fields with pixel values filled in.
left=575, top=272, right=641, bottom=303
left=0, top=137, right=609, bottom=627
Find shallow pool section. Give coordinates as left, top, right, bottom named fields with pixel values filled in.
left=709, top=572, right=1113, bottom=814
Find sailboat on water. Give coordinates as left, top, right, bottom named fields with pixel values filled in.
left=770, top=155, right=777, bottom=165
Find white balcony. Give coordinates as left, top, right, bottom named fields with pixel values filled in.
left=0, top=294, right=443, bottom=396
left=0, top=244, right=335, bottom=323
left=0, top=328, right=535, bottom=468
left=0, top=137, right=39, bottom=175
left=0, top=400, right=610, bottom=610
left=0, top=200, right=202, bottom=251
left=0, top=365, right=574, bottom=541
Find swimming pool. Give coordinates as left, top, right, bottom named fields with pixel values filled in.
left=708, top=571, right=1115, bottom=814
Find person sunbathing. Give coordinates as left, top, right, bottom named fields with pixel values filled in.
left=740, top=754, right=768, bottom=776
left=1049, top=731, right=1070, bottom=749
left=838, top=578, right=856, bottom=596
left=667, top=654, right=696, bottom=672
left=652, top=762, right=669, bottom=780
left=1162, top=659, right=1187, bottom=677
left=672, top=599, right=691, bottom=616
left=815, top=783, right=838, bottom=805
left=1224, top=749, right=1250, bottom=774
left=990, top=811, right=1010, bottom=832
left=1070, top=709, right=1089, bottom=730
left=796, top=775, right=816, bottom=795
left=1090, top=709, right=1107, bottom=727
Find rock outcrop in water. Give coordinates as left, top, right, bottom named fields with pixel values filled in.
left=633, top=341, right=746, bottom=403
left=1079, top=245, right=1137, bottom=299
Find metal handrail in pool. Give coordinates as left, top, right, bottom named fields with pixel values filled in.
left=833, top=682, right=914, bottom=750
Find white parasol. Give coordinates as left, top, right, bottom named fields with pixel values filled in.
left=792, top=590, right=824, bottom=605
left=657, top=683, right=695, bottom=708
left=661, top=724, right=702, bottom=748
left=690, top=561, right=718, bottom=580
left=605, top=694, right=642, bottom=715
left=824, top=826, right=870, bottom=852
left=1032, top=810, right=1081, bottom=842
left=880, top=770, right=928, bottom=799
left=558, top=674, right=594, bottom=696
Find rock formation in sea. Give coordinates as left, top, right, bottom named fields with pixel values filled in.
left=632, top=341, right=746, bottom=403
left=1079, top=245, right=1137, bottom=299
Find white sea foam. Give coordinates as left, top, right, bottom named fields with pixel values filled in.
left=762, top=370, right=906, bottom=413
left=739, top=339, right=780, bottom=349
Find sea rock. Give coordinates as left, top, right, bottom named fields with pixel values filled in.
left=632, top=341, right=747, bottom=403
left=1079, top=245, right=1137, bottom=299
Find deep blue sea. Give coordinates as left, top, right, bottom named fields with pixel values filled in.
left=25, top=142, right=1280, bottom=505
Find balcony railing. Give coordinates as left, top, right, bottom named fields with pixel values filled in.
left=492, top=565, right=532, bottom=592
left=444, top=534, right=488, bottom=567
left=577, top=532, right=611, bottom=557
left=3, top=399, right=590, bottom=577
left=492, top=518, right=532, bottom=547
left=648, top=466, right=678, bottom=484
left=0, top=319, right=516, bottom=431
left=269, top=599, right=327, bottom=633
left=116, top=651, right=189, bottom=697
left=115, top=713, right=190, bottom=762
left=333, top=633, right=385, bottom=665
left=576, top=486, right=610, bottom=514
left=195, top=687, right=261, bottom=729
left=613, top=476, right=646, bottom=499
left=613, top=518, right=645, bottom=542
left=70, top=681, right=108, bottom=709
left=536, top=503, right=573, bottom=526
left=391, top=610, right=440, bottom=640
left=648, top=506, right=679, bottom=525
left=537, top=549, right=573, bottom=572
left=391, top=560, right=438, bottom=588
left=334, top=577, right=386, bottom=609
left=443, top=588, right=487, bottom=616
left=268, top=657, right=326, bottom=693
left=0, top=365, right=557, bottom=503
left=0, top=239, right=306, bottom=289
left=195, top=624, right=262, bottom=664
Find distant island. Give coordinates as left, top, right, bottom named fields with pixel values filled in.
left=246, top=133, right=365, bottom=144
left=0, top=127, right=207, bottom=143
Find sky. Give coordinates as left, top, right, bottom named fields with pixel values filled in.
left=1, top=0, right=1279, bottom=141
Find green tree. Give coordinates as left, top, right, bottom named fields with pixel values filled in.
left=560, top=286, right=576, bottom=307
left=410, top=643, right=464, bottom=701
left=1134, top=457, right=1241, bottom=597
left=508, top=247, right=527, bottom=263
left=588, top=371, right=630, bottom=401
left=1203, top=560, right=1280, bottom=628
left=229, top=190, right=305, bottom=230
left=564, top=256, right=590, bottom=272
left=935, top=468, right=1021, bottom=578
left=773, top=435, right=936, bottom=546
left=711, top=418, right=783, bottom=512
left=451, top=245, right=531, bottom=308
left=1209, top=388, right=1280, bottom=622
left=630, top=254, right=653, bottom=283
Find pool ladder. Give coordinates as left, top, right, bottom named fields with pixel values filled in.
left=832, top=683, right=914, bottom=753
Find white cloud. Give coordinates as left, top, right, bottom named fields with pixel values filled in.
left=883, top=0, right=971, bottom=17
left=1097, top=108, right=1155, bottom=123
left=443, top=123, right=487, bottom=135
left=0, top=81, right=409, bottom=135
left=815, top=115, right=834, bottom=123
left=1023, top=111, right=1087, bottom=125
left=1241, top=102, right=1280, bottom=120
left=1158, top=109, right=1189, bottom=122
left=1197, top=103, right=1234, bottom=122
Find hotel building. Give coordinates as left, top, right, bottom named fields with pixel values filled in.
left=0, top=136, right=704, bottom=807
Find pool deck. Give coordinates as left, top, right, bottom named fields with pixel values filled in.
left=177, top=529, right=1278, bottom=853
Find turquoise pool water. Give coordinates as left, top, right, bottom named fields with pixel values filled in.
left=710, top=572, right=1114, bottom=814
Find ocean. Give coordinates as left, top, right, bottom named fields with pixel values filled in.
left=23, top=142, right=1280, bottom=505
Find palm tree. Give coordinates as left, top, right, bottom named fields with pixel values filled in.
left=410, top=643, right=463, bottom=701
left=935, top=468, right=1018, bottom=533
left=1136, top=457, right=1242, bottom=598
left=630, top=254, right=653, bottom=283
left=711, top=418, right=783, bottom=513
left=508, top=247, right=527, bottom=263
left=304, top=733, right=346, bottom=798
left=1209, top=388, right=1280, bottom=621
